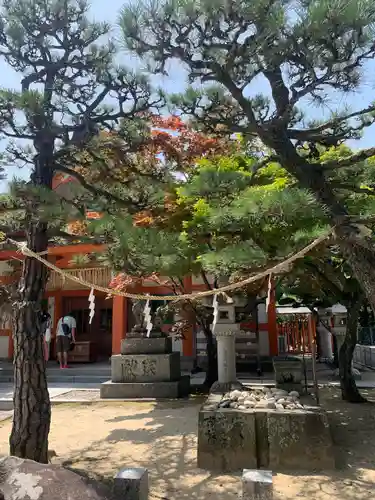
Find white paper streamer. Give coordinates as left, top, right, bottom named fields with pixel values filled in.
left=265, top=274, right=272, bottom=312
left=211, top=292, right=219, bottom=333
left=144, top=297, right=153, bottom=337
left=88, top=288, right=95, bottom=325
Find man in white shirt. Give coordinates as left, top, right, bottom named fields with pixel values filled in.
left=56, top=313, right=76, bottom=369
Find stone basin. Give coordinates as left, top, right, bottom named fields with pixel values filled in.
left=197, top=388, right=334, bottom=473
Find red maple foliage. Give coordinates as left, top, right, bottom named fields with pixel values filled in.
left=109, top=272, right=173, bottom=292
left=148, top=115, right=238, bottom=171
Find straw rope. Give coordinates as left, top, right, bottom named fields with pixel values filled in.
left=5, top=229, right=333, bottom=301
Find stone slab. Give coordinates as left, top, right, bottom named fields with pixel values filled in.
left=113, top=467, right=148, bottom=500
left=197, top=406, right=257, bottom=472
left=100, top=376, right=190, bottom=399
left=197, top=395, right=334, bottom=473
left=267, top=409, right=335, bottom=470
left=111, top=352, right=181, bottom=383
left=121, top=337, right=172, bottom=355
left=0, top=456, right=112, bottom=500
left=242, top=469, right=273, bottom=500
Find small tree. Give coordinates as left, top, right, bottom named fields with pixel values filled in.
left=0, top=0, right=157, bottom=462
left=280, top=252, right=366, bottom=402
left=89, top=119, right=328, bottom=386
left=101, top=121, right=375, bottom=394
left=92, top=117, right=234, bottom=386
left=120, top=0, right=375, bottom=311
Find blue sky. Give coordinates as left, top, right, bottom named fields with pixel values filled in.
left=0, top=0, right=374, bottom=190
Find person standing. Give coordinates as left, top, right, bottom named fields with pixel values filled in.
left=56, top=313, right=76, bottom=369
left=40, top=310, right=52, bottom=362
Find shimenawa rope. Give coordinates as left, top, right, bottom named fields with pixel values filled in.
left=5, top=229, right=332, bottom=301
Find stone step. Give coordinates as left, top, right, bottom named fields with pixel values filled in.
left=101, top=376, right=190, bottom=399
left=0, top=375, right=109, bottom=385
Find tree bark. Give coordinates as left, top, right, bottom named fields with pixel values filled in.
left=339, top=296, right=366, bottom=403
left=266, top=135, right=375, bottom=315
left=204, top=328, right=218, bottom=387
left=10, top=223, right=51, bottom=462
left=338, top=237, right=375, bottom=314
left=9, top=147, right=53, bottom=463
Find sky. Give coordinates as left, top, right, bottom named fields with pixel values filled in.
left=0, top=0, right=374, bottom=190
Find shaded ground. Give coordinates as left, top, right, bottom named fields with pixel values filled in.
left=0, top=388, right=374, bottom=499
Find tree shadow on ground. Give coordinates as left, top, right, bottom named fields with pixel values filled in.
left=58, top=388, right=375, bottom=500
left=274, top=387, right=375, bottom=500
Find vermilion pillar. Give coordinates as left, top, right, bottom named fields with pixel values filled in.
left=268, top=279, right=278, bottom=356
left=112, top=296, right=128, bottom=354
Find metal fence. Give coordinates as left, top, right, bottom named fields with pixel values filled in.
left=358, top=326, right=375, bottom=346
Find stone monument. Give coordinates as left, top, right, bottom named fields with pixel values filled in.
left=101, top=300, right=190, bottom=399
left=273, top=355, right=304, bottom=393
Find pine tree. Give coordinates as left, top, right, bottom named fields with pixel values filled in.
left=180, top=141, right=375, bottom=400
left=88, top=120, right=317, bottom=386
left=120, top=0, right=375, bottom=310
left=0, top=0, right=157, bottom=462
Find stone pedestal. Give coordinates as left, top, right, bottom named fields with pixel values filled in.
left=197, top=394, right=334, bottom=472
left=273, top=356, right=303, bottom=392
left=101, top=333, right=190, bottom=399
left=113, top=468, right=148, bottom=500
left=210, top=330, right=242, bottom=393
left=335, top=332, right=346, bottom=355
left=217, top=330, right=237, bottom=383
left=318, top=327, right=333, bottom=359
left=242, top=470, right=273, bottom=500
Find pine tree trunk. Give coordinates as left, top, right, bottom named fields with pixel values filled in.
left=338, top=237, right=375, bottom=314
left=204, top=329, right=218, bottom=387
left=339, top=296, right=366, bottom=403
left=9, top=221, right=51, bottom=462
left=9, top=145, right=53, bottom=463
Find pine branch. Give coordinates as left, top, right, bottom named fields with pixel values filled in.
left=331, top=183, right=375, bottom=195
left=290, top=104, right=375, bottom=139
left=322, top=147, right=375, bottom=170
left=54, top=163, right=144, bottom=214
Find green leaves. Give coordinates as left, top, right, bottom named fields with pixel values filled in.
left=92, top=214, right=200, bottom=279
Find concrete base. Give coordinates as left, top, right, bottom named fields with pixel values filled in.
left=197, top=395, right=334, bottom=472
left=267, top=410, right=334, bottom=470
left=100, top=376, right=190, bottom=399
left=198, top=399, right=257, bottom=472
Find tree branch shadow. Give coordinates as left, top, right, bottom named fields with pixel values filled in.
left=52, top=387, right=375, bottom=500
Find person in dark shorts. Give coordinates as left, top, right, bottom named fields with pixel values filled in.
left=56, top=313, right=76, bottom=369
